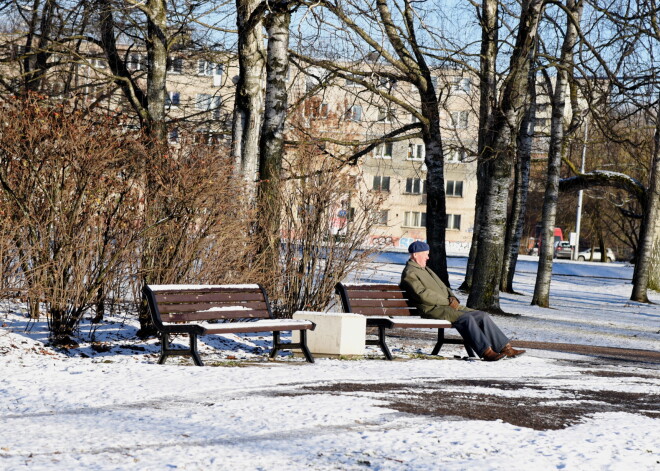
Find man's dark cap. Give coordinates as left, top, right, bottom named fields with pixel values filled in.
left=408, top=241, right=430, bottom=253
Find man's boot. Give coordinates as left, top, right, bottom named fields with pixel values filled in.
left=500, top=343, right=526, bottom=358
left=482, top=347, right=505, bottom=361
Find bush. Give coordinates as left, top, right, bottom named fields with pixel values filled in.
left=0, top=96, right=146, bottom=343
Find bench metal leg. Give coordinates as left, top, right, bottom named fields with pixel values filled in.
left=431, top=328, right=445, bottom=356
left=366, top=325, right=393, bottom=360
left=189, top=333, right=204, bottom=366
left=298, top=330, right=315, bottom=363
left=158, top=333, right=169, bottom=364
left=464, top=343, right=476, bottom=358
left=270, top=330, right=315, bottom=363
left=158, top=332, right=204, bottom=366
left=270, top=331, right=281, bottom=359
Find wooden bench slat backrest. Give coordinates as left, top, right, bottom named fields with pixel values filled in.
left=335, top=283, right=417, bottom=317
left=143, top=284, right=273, bottom=329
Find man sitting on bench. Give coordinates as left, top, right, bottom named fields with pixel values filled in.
left=400, top=241, right=526, bottom=362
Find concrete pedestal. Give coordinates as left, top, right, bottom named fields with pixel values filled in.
left=292, top=311, right=366, bottom=357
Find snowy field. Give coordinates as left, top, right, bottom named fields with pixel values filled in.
left=0, top=256, right=659, bottom=470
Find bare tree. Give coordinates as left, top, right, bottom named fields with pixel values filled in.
left=467, top=0, right=546, bottom=312
left=532, top=0, right=583, bottom=307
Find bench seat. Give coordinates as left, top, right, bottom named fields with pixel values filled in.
left=144, top=284, right=316, bottom=365
left=335, top=282, right=475, bottom=360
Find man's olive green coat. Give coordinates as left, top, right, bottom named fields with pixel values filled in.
left=400, top=259, right=472, bottom=323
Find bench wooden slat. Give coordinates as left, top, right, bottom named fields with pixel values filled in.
left=349, top=299, right=411, bottom=308
left=205, top=321, right=315, bottom=335
left=157, top=300, right=268, bottom=314
left=161, top=309, right=271, bottom=322
left=345, top=290, right=406, bottom=300
left=350, top=306, right=414, bottom=316
left=343, top=284, right=403, bottom=291
left=155, top=292, right=266, bottom=304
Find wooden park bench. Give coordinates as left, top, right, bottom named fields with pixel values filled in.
left=143, top=284, right=316, bottom=366
left=335, top=282, right=476, bottom=360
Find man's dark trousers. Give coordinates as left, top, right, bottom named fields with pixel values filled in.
left=452, top=311, right=509, bottom=357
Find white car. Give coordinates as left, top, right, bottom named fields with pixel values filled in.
left=577, top=248, right=616, bottom=262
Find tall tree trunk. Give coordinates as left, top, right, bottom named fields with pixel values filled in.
left=461, top=0, right=499, bottom=292
left=232, top=0, right=266, bottom=184
left=257, top=4, right=291, bottom=281
left=145, top=0, right=168, bottom=143
left=423, top=89, right=449, bottom=285
left=631, top=103, right=660, bottom=302
left=501, top=67, right=536, bottom=293
left=467, top=0, right=545, bottom=312
left=532, top=0, right=582, bottom=307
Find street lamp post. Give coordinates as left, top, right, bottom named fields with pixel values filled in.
left=574, top=116, right=588, bottom=260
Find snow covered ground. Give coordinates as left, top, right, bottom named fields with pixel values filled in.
left=0, top=256, right=658, bottom=470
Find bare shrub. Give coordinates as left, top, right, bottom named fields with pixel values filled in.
left=267, top=144, right=382, bottom=317
left=0, top=95, right=146, bottom=344
left=133, top=135, right=262, bottom=335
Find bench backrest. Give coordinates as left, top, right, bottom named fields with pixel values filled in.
left=143, top=284, right=273, bottom=330
left=335, top=283, right=417, bottom=317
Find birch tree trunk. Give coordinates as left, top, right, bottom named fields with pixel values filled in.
left=631, top=105, right=660, bottom=302
left=232, top=0, right=266, bottom=184
left=467, top=0, right=545, bottom=312
left=257, top=4, right=291, bottom=277
left=501, top=67, right=536, bottom=293
left=532, top=0, right=582, bottom=307
left=461, top=0, right=499, bottom=291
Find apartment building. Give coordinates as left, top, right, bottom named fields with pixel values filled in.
left=287, top=66, right=480, bottom=252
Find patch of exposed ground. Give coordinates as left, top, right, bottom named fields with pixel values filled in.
left=283, top=377, right=660, bottom=431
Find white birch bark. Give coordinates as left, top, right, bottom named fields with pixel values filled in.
left=532, top=0, right=583, bottom=307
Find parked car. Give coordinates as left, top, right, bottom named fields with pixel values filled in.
left=554, top=241, right=572, bottom=259
left=577, top=248, right=616, bottom=262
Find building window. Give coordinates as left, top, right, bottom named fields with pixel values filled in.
left=196, top=94, right=221, bottom=118
left=377, top=77, right=396, bottom=89
left=404, top=211, right=426, bottom=228
left=451, top=77, right=472, bottom=94
left=345, top=105, right=362, bottom=121
left=93, top=58, right=107, bottom=69
left=372, top=176, right=390, bottom=192
left=446, top=148, right=467, bottom=163
left=378, top=107, right=396, bottom=123
left=196, top=94, right=213, bottom=110
left=408, top=143, right=425, bottom=160
left=405, top=178, right=426, bottom=195
left=166, top=91, right=180, bottom=107
left=375, top=210, right=389, bottom=225
left=450, top=111, right=469, bottom=129
left=307, top=102, right=328, bottom=119
left=446, top=180, right=463, bottom=197
left=198, top=60, right=223, bottom=76
left=447, top=214, right=461, bottom=230
left=128, top=54, right=145, bottom=71
left=168, top=128, right=179, bottom=143
left=410, top=113, right=420, bottom=123
left=167, top=57, right=183, bottom=74
left=374, top=142, right=393, bottom=159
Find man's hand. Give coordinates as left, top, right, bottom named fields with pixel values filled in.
left=449, top=296, right=460, bottom=310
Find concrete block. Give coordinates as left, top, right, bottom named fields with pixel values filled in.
left=292, top=311, right=366, bottom=357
